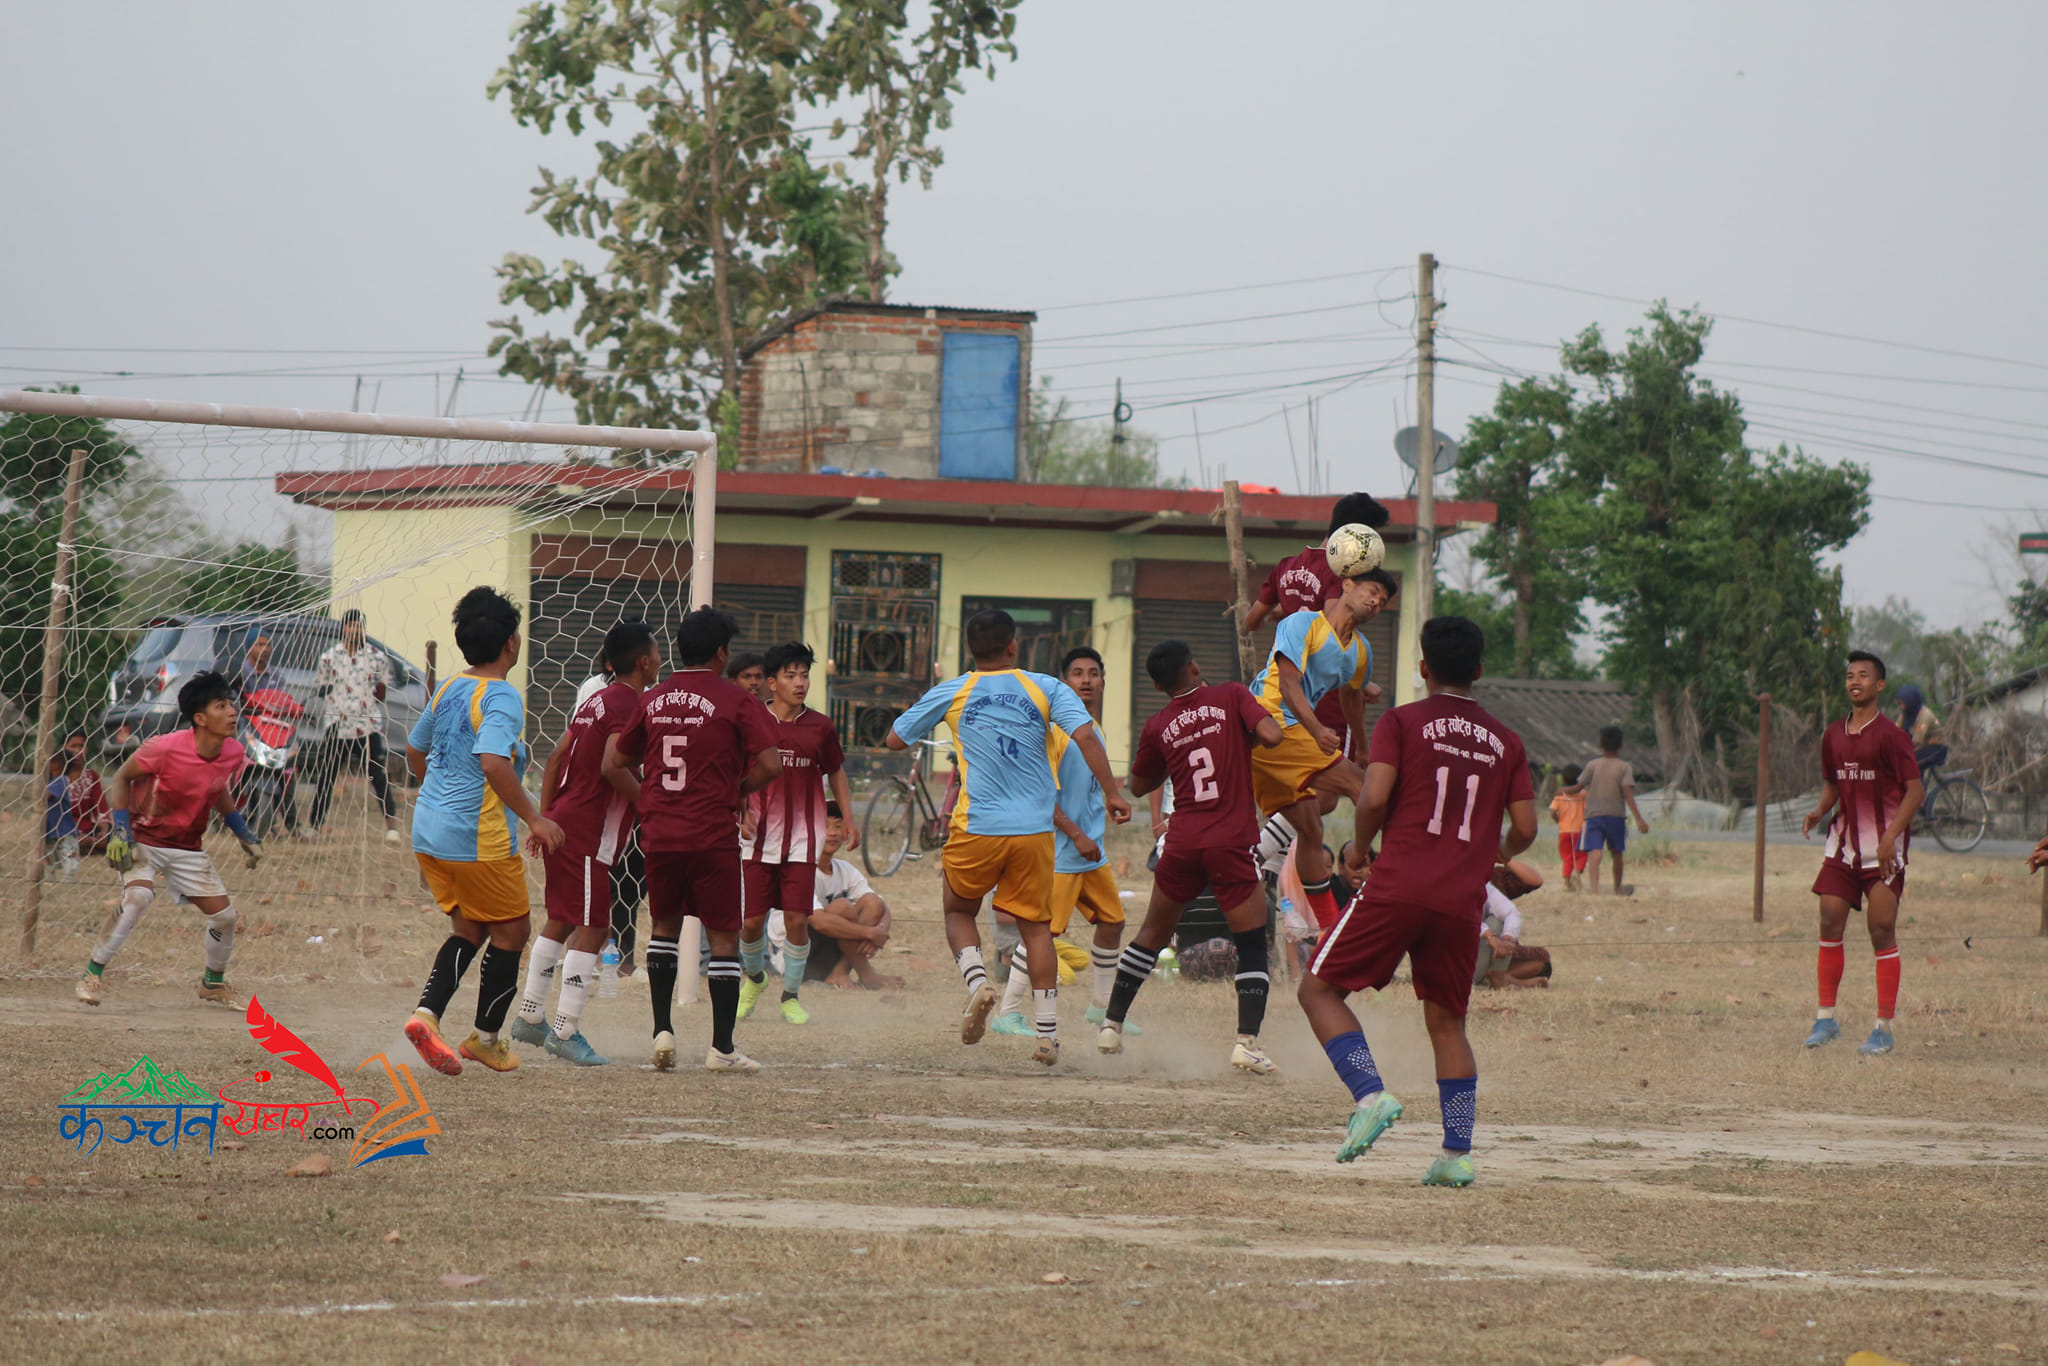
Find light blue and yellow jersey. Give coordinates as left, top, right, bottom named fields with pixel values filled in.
left=1049, top=724, right=1109, bottom=874
left=891, top=668, right=1093, bottom=838
left=408, top=673, right=528, bottom=862
left=1254, top=611, right=1370, bottom=728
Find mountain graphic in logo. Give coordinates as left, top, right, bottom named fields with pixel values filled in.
left=64, top=1056, right=214, bottom=1105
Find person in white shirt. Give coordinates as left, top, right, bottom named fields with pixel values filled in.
left=768, top=804, right=900, bottom=990
left=1476, top=858, right=1552, bottom=989
left=308, top=609, right=398, bottom=843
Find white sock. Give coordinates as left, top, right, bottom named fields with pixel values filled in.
left=1090, top=944, right=1119, bottom=1010
left=552, top=949, right=597, bottom=1039
left=1033, top=987, right=1058, bottom=1044
left=519, top=937, right=566, bottom=1023
left=956, top=946, right=987, bottom=995
left=1000, top=945, right=1031, bottom=1016
left=1816, top=1006, right=1836, bottom=1021
left=201, top=905, right=236, bottom=973
left=94, top=883, right=155, bottom=968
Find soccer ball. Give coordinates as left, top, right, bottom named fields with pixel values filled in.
left=1324, top=522, right=1385, bottom=578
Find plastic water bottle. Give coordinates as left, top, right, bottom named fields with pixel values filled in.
left=599, top=941, right=621, bottom=999
left=1156, top=946, right=1179, bottom=982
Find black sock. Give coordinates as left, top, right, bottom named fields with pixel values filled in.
left=646, top=935, right=679, bottom=1036
left=708, top=955, right=741, bottom=1053
left=474, top=944, right=522, bottom=1033
left=1231, top=928, right=1270, bottom=1037
left=418, top=935, right=478, bottom=1019
left=781, top=989, right=798, bottom=1002
left=1107, top=942, right=1159, bottom=1025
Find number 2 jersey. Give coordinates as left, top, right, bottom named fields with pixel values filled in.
left=1131, top=682, right=1273, bottom=854
left=618, top=668, right=779, bottom=854
left=1358, top=692, right=1533, bottom=920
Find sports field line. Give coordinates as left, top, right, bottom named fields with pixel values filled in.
left=13, top=1290, right=755, bottom=1324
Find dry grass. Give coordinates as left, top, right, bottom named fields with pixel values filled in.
left=4, top=823, right=2047, bottom=1366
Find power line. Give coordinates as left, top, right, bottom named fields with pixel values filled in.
left=1038, top=298, right=1408, bottom=344
left=1033, top=265, right=1410, bottom=312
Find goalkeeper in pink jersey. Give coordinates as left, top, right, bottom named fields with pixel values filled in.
left=76, top=671, right=263, bottom=1008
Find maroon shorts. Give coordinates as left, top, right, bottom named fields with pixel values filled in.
left=1811, top=860, right=1905, bottom=910
left=1310, top=894, right=1482, bottom=1016
left=1152, top=842, right=1261, bottom=912
left=542, top=848, right=613, bottom=928
left=744, top=859, right=817, bottom=918
left=645, top=847, right=744, bottom=933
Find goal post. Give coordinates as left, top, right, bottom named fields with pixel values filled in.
left=0, top=389, right=715, bottom=995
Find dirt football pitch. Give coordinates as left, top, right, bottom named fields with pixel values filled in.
left=4, top=817, right=2046, bottom=1366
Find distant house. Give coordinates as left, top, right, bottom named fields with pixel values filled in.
left=1471, top=677, right=1659, bottom=784
left=1957, top=664, right=2048, bottom=722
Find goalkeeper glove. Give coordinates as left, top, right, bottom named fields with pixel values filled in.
left=223, top=811, right=263, bottom=870
left=106, top=810, right=134, bottom=873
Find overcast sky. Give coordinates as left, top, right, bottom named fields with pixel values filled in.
left=4, top=2, right=2043, bottom=631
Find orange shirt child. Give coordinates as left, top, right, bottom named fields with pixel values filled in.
left=1550, top=789, right=1586, bottom=836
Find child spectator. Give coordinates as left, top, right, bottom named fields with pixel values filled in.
left=68, top=749, right=111, bottom=854
left=1573, top=726, right=1649, bottom=897
left=1550, top=763, right=1588, bottom=891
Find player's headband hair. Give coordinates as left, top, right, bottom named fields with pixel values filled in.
left=763, top=640, right=815, bottom=677
left=1420, top=615, right=1485, bottom=688
left=1598, top=725, right=1624, bottom=752
left=1350, top=566, right=1398, bottom=595
left=725, top=650, right=764, bottom=679
left=825, top=800, right=842, bottom=819
left=1328, top=492, right=1390, bottom=534
left=177, top=669, right=235, bottom=723
left=340, top=608, right=365, bottom=626
left=1846, top=649, right=1887, bottom=680
left=603, top=620, right=656, bottom=674
left=452, top=585, right=521, bottom=666
left=1146, top=639, right=1195, bottom=692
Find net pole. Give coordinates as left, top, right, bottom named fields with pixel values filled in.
left=1752, top=693, right=1771, bottom=924
left=20, top=447, right=89, bottom=958
left=678, top=437, right=717, bottom=1004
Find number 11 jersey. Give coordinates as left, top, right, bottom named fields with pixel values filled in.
left=1358, top=692, right=1533, bottom=920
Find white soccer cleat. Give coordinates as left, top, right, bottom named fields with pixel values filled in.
left=75, top=973, right=102, bottom=1006
left=1230, top=1035, right=1278, bottom=1076
left=705, top=1046, right=760, bottom=1074
left=651, top=1030, right=677, bottom=1071
left=1096, top=1023, right=1124, bottom=1055
left=384, top=828, right=403, bottom=847
left=960, top=982, right=998, bottom=1045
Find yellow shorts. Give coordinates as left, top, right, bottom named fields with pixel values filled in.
left=1051, top=865, right=1124, bottom=934
left=1251, top=722, right=1343, bottom=818
left=417, top=853, right=532, bottom=924
left=943, top=831, right=1055, bottom=923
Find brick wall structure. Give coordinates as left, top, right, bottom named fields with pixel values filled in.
left=737, top=301, right=1034, bottom=478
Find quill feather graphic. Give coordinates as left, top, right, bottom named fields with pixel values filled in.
left=244, top=996, right=344, bottom=1098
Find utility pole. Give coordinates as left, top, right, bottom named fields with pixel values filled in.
left=1110, top=379, right=1128, bottom=487
left=1413, top=252, right=1438, bottom=627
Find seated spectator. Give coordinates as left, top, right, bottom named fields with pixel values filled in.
left=66, top=747, right=110, bottom=854
left=44, top=753, right=81, bottom=873
left=1477, top=857, right=1552, bottom=989
left=769, top=805, right=901, bottom=990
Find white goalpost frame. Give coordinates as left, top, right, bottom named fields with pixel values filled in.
left=0, top=389, right=717, bottom=1000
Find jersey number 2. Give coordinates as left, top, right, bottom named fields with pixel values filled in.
left=1426, top=766, right=1479, bottom=841
left=1190, top=747, right=1219, bottom=802
left=660, top=735, right=689, bottom=792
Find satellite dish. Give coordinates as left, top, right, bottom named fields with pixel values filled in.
left=1394, top=426, right=1458, bottom=475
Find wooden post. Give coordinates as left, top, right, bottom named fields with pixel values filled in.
left=1752, top=693, right=1771, bottom=924
left=423, top=640, right=438, bottom=698
left=1221, top=480, right=1257, bottom=684
left=1412, top=252, right=1438, bottom=629
left=2038, top=856, right=2047, bottom=937
left=21, top=448, right=90, bottom=958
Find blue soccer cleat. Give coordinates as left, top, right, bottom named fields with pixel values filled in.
left=543, top=1030, right=609, bottom=1066
left=510, top=1016, right=548, bottom=1047
left=988, top=1011, right=1033, bottom=1037
left=1337, top=1091, right=1404, bottom=1163
left=1857, top=1023, right=1894, bottom=1056
left=1802, top=1018, right=1840, bottom=1049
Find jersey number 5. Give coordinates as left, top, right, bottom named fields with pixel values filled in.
left=1426, top=766, right=1480, bottom=841
left=1189, top=747, right=1219, bottom=802
left=660, top=734, right=689, bottom=792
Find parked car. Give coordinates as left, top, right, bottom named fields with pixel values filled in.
left=99, top=613, right=428, bottom=787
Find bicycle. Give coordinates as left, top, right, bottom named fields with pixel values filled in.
left=1917, top=761, right=1989, bottom=853
left=862, top=737, right=960, bottom=878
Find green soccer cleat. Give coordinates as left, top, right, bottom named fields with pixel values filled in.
left=509, top=1016, right=548, bottom=1047
left=1337, top=1090, right=1405, bottom=1163
left=1085, top=1006, right=1140, bottom=1036
left=543, top=1030, right=609, bottom=1066
left=737, top=974, right=768, bottom=1021
left=988, top=1011, right=1033, bottom=1037
left=780, top=997, right=810, bottom=1026
left=1423, top=1152, right=1476, bottom=1187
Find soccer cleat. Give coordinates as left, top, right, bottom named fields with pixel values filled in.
left=404, top=1013, right=463, bottom=1076
left=1230, top=1035, right=1278, bottom=1076
left=1422, top=1152, right=1476, bottom=1187
left=960, top=982, right=998, bottom=1045
left=75, top=973, right=102, bottom=1006
left=1096, top=1023, right=1124, bottom=1055
left=1857, top=1023, right=1895, bottom=1056
left=1803, top=1018, right=1841, bottom=1049
left=1085, top=1005, right=1140, bottom=1036
left=544, top=1030, right=608, bottom=1066
left=509, top=1016, right=548, bottom=1047
left=384, top=828, right=403, bottom=847
left=705, top=1046, right=760, bottom=1074
left=779, top=998, right=810, bottom=1026
left=737, top=974, right=768, bottom=1021
left=651, top=1030, right=677, bottom=1071
left=459, top=1032, right=521, bottom=1072
left=1337, top=1091, right=1405, bottom=1163
left=988, top=1011, right=1033, bottom=1037
left=196, top=977, right=238, bottom=1007
left=1032, top=1038, right=1060, bottom=1067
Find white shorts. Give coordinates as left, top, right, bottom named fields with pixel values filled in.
left=133, top=842, right=227, bottom=903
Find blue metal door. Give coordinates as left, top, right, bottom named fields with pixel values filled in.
left=938, top=332, right=1019, bottom=480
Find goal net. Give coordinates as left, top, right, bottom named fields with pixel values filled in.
left=0, top=389, right=714, bottom=989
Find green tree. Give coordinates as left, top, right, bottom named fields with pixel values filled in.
left=1564, top=306, right=1870, bottom=795
left=818, top=0, right=1019, bottom=302
left=0, top=389, right=141, bottom=519
left=487, top=0, right=823, bottom=433
left=179, top=542, right=323, bottom=617
left=1022, top=378, right=1184, bottom=488
left=762, top=143, right=868, bottom=302
left=1450, top=376, right=1591, bottom=678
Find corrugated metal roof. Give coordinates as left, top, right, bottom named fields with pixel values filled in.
left=741, top=299, right=1036, bottom=358
left=1471, top=677, right=1660, bottom=782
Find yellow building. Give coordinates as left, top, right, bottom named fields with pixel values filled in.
left=280, top=464, right=1493, bottom=771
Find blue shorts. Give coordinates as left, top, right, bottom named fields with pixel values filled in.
left=1579, top=815, right=1628, bottom=854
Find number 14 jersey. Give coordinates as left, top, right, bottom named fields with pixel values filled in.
left=1358, top=692, right=1533, bottom=919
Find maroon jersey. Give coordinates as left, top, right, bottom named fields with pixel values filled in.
left=1819, top=715, right=1920, bottom=871
left=1132, top=682, right=1272, bottom=853
left=1256, top=545, right=1339, bottom=617
left=743, top=707, right=844, bottom=865
left=1358, top=692, right=1533, bottom=919
left=619, top=669, right=779, bottom=854
left=544, top=679, right=641, bottom=864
